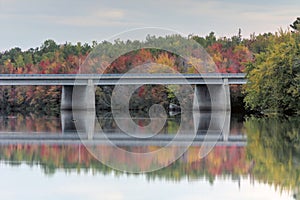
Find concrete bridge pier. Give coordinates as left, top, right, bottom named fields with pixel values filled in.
left=193, top=79, right=231, bottom=111
left=61, top=80, right=95, bottom=110
left=61, top=86, right=73, bottom=110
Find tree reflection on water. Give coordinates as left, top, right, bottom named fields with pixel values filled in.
left=245, top=116, right=300, bottom=196
left=0, top=113, right=299, bottom=196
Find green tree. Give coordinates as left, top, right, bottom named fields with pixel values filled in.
left=40, top=39, right=59, bottom=54
left=192, top=32, right=216, bottom=48
left=244, top=30, right=300, bottom=114
left=244, top=32, right=273, bottom=54
left=15, top=54, right=25, bottom=68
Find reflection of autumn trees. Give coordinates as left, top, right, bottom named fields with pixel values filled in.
left=0, top=113, right=61, bottom=133
left=2, top=115, right=299, bottom=191
left=246, top=117, right=300, bottom=191
left=0, top=112, right=249, bottom=181
left=147, top=146, right=249, bottom=183
left=0, top=144, right=250, bottom=183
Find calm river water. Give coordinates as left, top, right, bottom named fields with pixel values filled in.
left=0, top=111, right=299, bottom=200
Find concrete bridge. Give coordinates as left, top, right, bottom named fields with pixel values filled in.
left=0, top=73, right=246, bottom=111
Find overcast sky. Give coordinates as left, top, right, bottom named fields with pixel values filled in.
left=0, top=0, right=299, bottom=51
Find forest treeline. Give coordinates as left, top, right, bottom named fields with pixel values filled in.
left=0, top=18, right=299, bottom=114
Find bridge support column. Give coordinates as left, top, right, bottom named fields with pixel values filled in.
left=61, top=86, right=73, bottom=110
left=193, top=79, right=231, bottom=111
left=61, top=80, right=95, bottom=110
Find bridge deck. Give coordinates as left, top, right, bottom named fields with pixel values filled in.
left=0, top=73, right=246, bottom=85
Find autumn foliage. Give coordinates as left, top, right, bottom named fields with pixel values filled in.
left=0, top=33, right=255, bottom=113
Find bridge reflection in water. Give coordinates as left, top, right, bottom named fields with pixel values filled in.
left=0, top=112, right=298, bottom=199
left=0, top=110, right=246, bottom=146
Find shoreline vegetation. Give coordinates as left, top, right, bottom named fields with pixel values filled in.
left=0, top=19, right=299, bottom=116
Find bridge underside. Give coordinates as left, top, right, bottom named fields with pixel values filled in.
left=193, top=82, right=231, bottom=111
left=61, top=85, right=95, bottom=110
left=61, top=82, right=231, bottom=111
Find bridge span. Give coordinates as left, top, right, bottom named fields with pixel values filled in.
left=0, top=73, right=246, bottom=110
left=0, top=73, right=246, bottom=85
